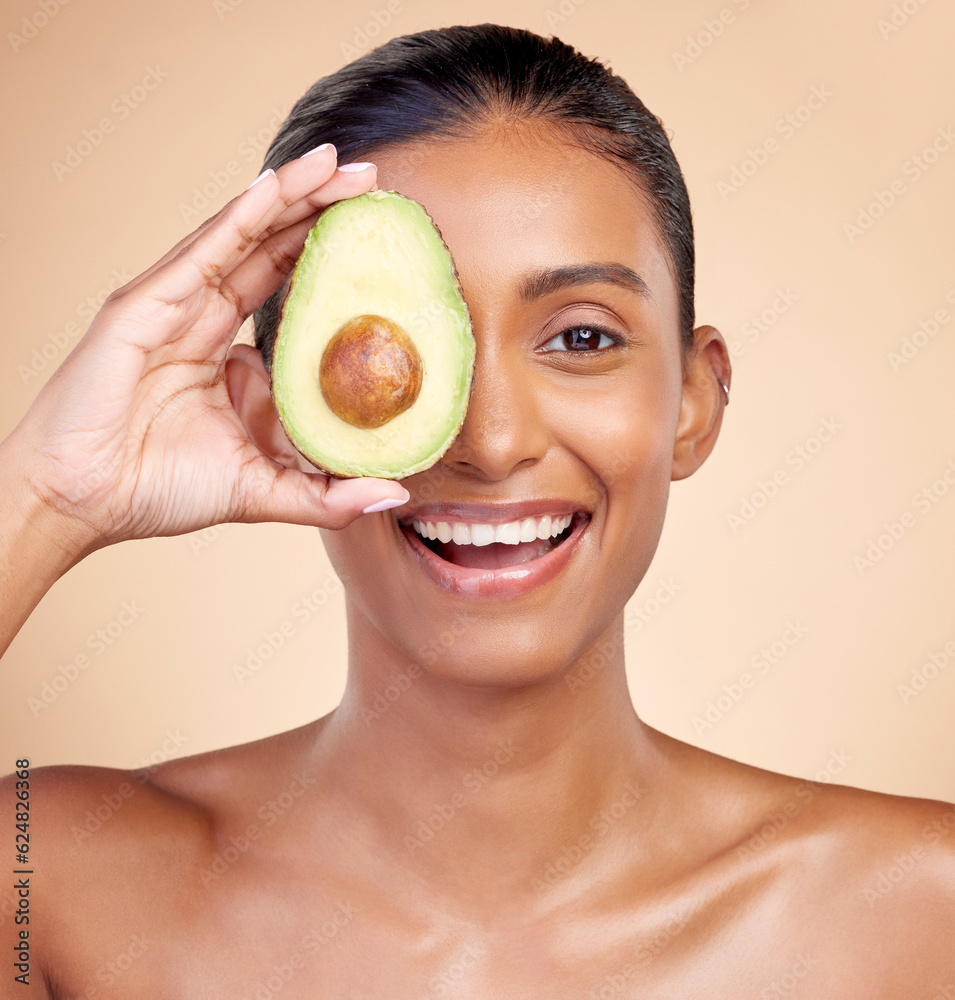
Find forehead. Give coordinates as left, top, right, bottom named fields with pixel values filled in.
left=367, top=129, right=679, bottom=323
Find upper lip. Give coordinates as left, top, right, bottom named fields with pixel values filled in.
left=397, top=499, right=590, bottom=525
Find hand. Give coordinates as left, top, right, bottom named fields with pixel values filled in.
left=9, top=146, right=409, bottom=555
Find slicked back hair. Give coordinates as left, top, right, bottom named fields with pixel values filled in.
left=253, top=23, right=695, bottom=369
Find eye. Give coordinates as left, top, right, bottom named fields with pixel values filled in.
left=541, top=325, right=621, bottom=352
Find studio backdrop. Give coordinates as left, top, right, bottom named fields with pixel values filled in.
left=1, top=0, right=953, bottom=802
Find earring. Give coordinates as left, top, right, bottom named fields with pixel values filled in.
left=718, top=379, right=729, bottom=405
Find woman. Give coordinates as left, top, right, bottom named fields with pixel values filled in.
left=2, top=24, right=952, bottom=997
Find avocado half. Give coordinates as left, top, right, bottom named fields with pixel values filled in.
left=270, top=190, right=475, bottom=480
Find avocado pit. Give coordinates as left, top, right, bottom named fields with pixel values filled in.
left=319, top=314, right=423, bottom=429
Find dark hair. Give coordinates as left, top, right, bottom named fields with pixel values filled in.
left=254, top=23, right=694, bottom=368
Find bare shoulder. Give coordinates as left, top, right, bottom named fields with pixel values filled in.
left=0, top=721, right=321, bottom=986
left=0, top=758, right=210, bottom=996
left=816, top=784, right=955, bottom=984
left=808, top=780, right=955, bottom=906
left=681, top=739, right=955, bottom=889
left=730, top=759, right=955, bottom=980
left=14, top=719, right=321, bottom=868
left=656, top=735, right=955, bottom=989
left=1, top=758, right=212, bottom=914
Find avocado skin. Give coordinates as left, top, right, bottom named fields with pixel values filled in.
left=271, top=190, right=475, bottom=479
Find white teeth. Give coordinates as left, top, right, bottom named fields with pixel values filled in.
left=471, top=523, right=495, bottom=547
left=410, top=513, right=576, bottom=546
left=495, top=521, right=522, bottom=545
left=519, top=518, right=538, bottom=542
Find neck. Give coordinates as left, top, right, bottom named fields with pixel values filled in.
left=315, top=605, right=669, bottom=914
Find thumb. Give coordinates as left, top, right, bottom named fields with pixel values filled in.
left=240, top=462, right=410, bottom=529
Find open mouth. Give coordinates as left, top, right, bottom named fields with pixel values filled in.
left=400, top=512, right=584, bottom=570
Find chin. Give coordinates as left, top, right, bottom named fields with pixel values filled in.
left=415, top=632, right=586, bottom=692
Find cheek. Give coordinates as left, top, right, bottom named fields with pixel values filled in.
left=539, top=362, right=679, bottom=594
left=541, top=363, right=680, bottom=509
left=597, top=418, right=675, bottom=598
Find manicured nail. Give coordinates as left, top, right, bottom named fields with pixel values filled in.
left=338, top=162, right=375, bottom=173
left=246, top=168, right=274, bottom=189
left=302, top=142, right=334, bottom=157
left=363, top=492, right=409, bottom=514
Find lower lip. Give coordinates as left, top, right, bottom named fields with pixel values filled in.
left=397, top=515, right=589, bottom=599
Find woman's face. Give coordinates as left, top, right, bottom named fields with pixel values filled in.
left=320, top=126, right=723, bottom=686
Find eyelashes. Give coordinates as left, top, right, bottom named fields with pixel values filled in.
left=540, top=324, right=623, bottom=354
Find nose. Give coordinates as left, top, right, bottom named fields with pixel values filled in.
left=439, top=339, right=549, bottom=482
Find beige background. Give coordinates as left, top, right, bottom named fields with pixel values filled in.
left=1, top=0, right=953, bottom=800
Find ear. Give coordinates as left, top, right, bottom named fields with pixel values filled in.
left=671, top=325, right=732, bottom=481
left=225, top=343, right=314, bottom=472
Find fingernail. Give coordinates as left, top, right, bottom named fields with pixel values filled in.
left=363, top=491, right=409, bottom=514
left=246, top=168, right=274, bottom=190
left=338, top=162, right=375, bottom=173
left=303, top=142, right=334, bottom=158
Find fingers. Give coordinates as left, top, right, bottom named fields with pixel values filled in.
left=241, top=463, right=410, bottom=531
left=117, top=145, right=341, bottom=296
left=224, top=342, right=410, bottom=529
left=212, top=212, right=327, bottom=321
left=213, top=161, right=380, bottom=320
left=263, top=159, right=377, bottom=234
left=135, top=169, right=285, bottom=311
left=119, top=147, right=376, bottom=307
left=88, top=170, right=284, bottom=357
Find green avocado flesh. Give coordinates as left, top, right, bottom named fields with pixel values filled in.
left=270, top=190, right=475, bottom=479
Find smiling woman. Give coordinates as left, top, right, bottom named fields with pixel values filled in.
left=1, top=22, right=954, bottom=999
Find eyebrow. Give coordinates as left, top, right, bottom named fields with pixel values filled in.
left=518, top=262, right=651, bottom=302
